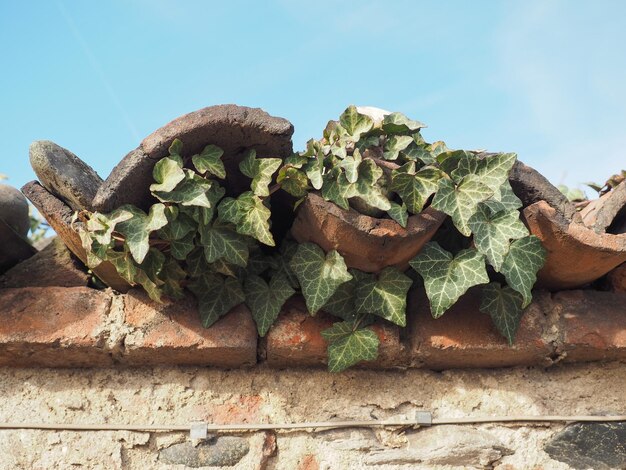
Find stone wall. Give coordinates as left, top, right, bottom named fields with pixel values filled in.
left=1, top=363, right=625, bottom=469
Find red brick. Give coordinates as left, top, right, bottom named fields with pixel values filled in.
left=409, top=287, right=553, bottom=369
left=266, top=296, right=406, bottom=369
left=606, top=263, right=626, bottom=292
left=555, top=290, right=626, bottom=362
left=0, top=287, right=113, bottom=367
left=298, top=454, right=320, bottom=470
left=121, top=289, right=257, bottom=367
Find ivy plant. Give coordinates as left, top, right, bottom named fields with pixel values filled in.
left=78, top=106, right=547, bottom=373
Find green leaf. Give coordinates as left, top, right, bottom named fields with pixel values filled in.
left=152, top=170, right=214, bottom=208
left=387, top=202, right=408, bottom=228
left=344, top=159, right=391, bottom=211
left=452, top=152, right=517, bottom=193
left=484, top=180, right=523, bottom=212
left=391, top=163, right=442, bottom=214
left=400, top=143, right=436, bottom=165
left=322, top=275, right=358, bottom=322
left=106, top=249, right=138, bottom=285
left=410, top=243, right=489, bottom=318
left=271, top=241, right=300, bottom=289
left=468, top=204, right=528, bottom=271
left=199, top=219, right=249, bottom=267
left=277, top=166, right=309, bottom=197
left=192, top=144, right=226, bottom=179
left=218, top=192, right=275, bottom=246
left=115, top=203, right=168, bottom=263
left=161, top=258, right=187, bottom=300
left=480, top=283, right=525, bottom=345
left=168, top=138, right=183, bottom=157
left=150, top=156, right=185, bottom=193
left=186, top=247, right=209, bottom=278
left=170, top=232, right=196, bottom=260
left=245, top=274, right=295, bottom=336
left=355, top=268, right=412, bottom=326
left=500, top=236, right=546, bottom=307
left=339, top=149, right=362, bottom=183
left=323, top=326, right=379, bottom=372
left=383, top=135, right=413, bottom=160
left=431, top=175, right=494, bottom=236
left=339, top=105, right=374, bottom=140
left=188, top=273, right=245, bottom=328
left=320, top=320, right=356, bottom=343
left=290, top=243, right=352, bottom=314
left=85, top=208, right=133, bottom=246
left=382, top=112, right=425, bottom=135
left=321, top=167, right=351, bottom=210
left=240, top=150, right=282, bottom=197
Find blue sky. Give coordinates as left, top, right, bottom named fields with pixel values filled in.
left=2, top=0, right=625, bottom=195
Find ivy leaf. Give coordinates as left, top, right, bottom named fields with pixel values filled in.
left=85, top=208, right=133, bottom=246
left=468, top=204, right=529, bottom=271
left=244, top=274, right=295, bottom=336
left=382, top=112, right=425, bottom=135
left=387, top=202, right=408, bottom=228
left=290, top=242, right=352, bottom=314
left=135, top=248, right=166, bottom=302
left=321, top=167, right=351, bottom=210
left=168, top=138, right=183, bottom=157
left=186, top=247, right=209, bottom=278
left=161, top=258, right=187, bottom=300
left=475, top=153, right=517, bottom=193
left=150, top=156, right=185, bottom=193
left=271, top=241, right=300, bottom=289
left=391, top=162, right=442, bottom=214
left=322, top=275, right=358, bottom=322
left=106, top=249, right=138, bottom=285
left=410, top=243, right=489, bottom=318
left=355, top=268, right=412, bottom=327
left=339, top=105, right=374, bottom=141
left=400, top=143, right=436, bottom=165
left=192, top=144, right=226, bottom=179
left=339, top=149, right=362, bottom=183
left=152, top=170, right=213, bottom=208
left=345, top=159, right=391, bottom=211
left=320, top=320, right=355, bottom=343
left=116, top=203, right=168, bottom=264
left=480, top=283, right=525, bottom=345
left=431, top=175, right=494, bottom=236
left=483, top=180, right=523, bottom=212
left=383, top=135, right=413, bottom=160
left=239, top=150, right=282, bottom=197
left=322, top=325, right=379, bottom=372
left=157, top=207, right=196, bottom=241
left=277, top=166, right=309, bottom=198
left=452, top=152, right=517, bottom=194
left=188, top=273, right=245, bottom=328
left=500, top=236, right=546, bottom=307
left=218, top=192, right=275, bottom=246
left=170, top=232, right=196, bottom=260
left=199, top=219, right=249, bottom=267
left=437, top=149, right=472, bottom=175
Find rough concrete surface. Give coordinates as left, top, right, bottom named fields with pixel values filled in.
left=0, top=362, right=624, bottom=469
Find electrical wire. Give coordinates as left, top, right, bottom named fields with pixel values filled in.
left=0, top=415, right=624, bottom=433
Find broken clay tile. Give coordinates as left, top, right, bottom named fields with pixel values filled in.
left=290, top=192, right=446, bottom=273
left=523, top=200, right=626, bottom=290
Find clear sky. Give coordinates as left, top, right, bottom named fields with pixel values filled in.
left=2, top=0, right=625, bottom=195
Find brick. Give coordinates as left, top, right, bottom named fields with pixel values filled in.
left=265, top=296, right=406, bottom=369
left=555, top=290, right=626, bottom=362
left=606, top=262, right=626, bottom=292
left=0, top=287, right=113, bottom=367
left=0, top=237, right=89, bottom=288
left=409, top=287, right=553, bottom=369
left=122, top=289, right=257, bottom=367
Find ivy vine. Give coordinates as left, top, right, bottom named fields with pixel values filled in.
left=78, top=106, right=546, bottom=372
